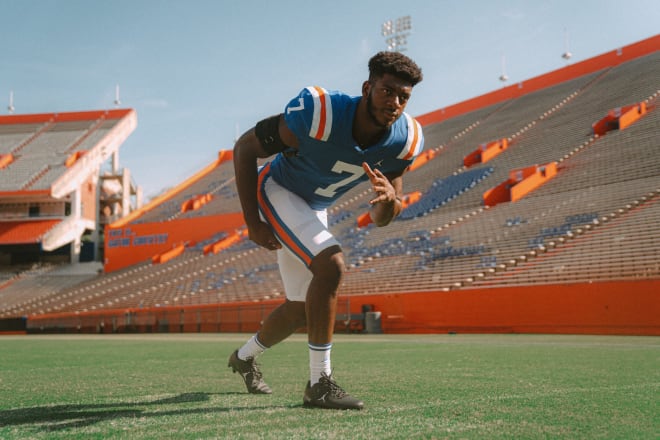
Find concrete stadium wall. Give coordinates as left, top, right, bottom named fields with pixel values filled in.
left=25, top=279, right=660, bottom=336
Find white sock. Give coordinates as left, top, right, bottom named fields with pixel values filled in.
left=238, top=334, right=267, bottom=360
left=309, top=342, right=332, bottom=385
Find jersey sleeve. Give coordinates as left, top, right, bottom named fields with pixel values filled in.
left=283, top=86, right=333, bottom=143
left=396, top=113, right=425, bottom=165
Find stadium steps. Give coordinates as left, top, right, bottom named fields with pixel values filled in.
left=471, top=193, right=660, bottom=286
left=8, top=120, right=55, bottom=155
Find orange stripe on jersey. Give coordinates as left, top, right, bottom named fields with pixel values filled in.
left=257, top=164, right=313, bottom=267
left=403, top=118, right=420, bottom=161
left=308, top=86, right=332, bottom=141
left=314, top=86, right=327, bottom=140
left=398, top=113, right=422, bottom=161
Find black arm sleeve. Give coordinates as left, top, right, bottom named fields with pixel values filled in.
left=255, top=114, right=288, bottom=155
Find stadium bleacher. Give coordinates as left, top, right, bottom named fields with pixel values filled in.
left=0, top=42, right=658, bottom=333
left=0, top=116, right=123, bottom=191
left=132, top=158, right=239, bottom=224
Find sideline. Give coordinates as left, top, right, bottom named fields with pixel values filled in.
left=1, top=333, right=658, bottom=348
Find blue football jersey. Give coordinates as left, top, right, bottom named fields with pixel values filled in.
left=268, top=86, right=424, bottom=210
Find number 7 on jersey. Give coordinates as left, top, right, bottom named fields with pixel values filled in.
left=314, top=161, right=364, bottom=198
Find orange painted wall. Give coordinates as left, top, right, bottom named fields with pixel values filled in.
left=619, top=102, right=647, bottom=130
left=348, top=280, right=660, bottom=335
left=483, top=163, right=557, bottom=206
left=104, top=212, right=244, bottom=272
left=417, top=34, right=660, bottom=126
left=25, top=280, right=660, bottom=335
left=510, top=163, right=557, bottom=202
left=482, top=182, right=511, bottom=206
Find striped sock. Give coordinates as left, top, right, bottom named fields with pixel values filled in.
left=309, top=342, right=332, bottom=385
left=238, top=334, right=267, bottom=360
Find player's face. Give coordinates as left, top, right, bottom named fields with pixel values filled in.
left=365, top=74, right=413, bottom=128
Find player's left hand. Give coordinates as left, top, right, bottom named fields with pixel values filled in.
left=362, top=162, right=397, bottom=205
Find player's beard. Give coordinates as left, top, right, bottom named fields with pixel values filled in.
left=366, top=91, right=397, bottom=129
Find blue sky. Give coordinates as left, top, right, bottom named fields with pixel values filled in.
left=2, top=0, right=658, bottom=199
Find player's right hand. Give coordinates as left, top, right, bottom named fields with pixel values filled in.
left=247, top=221, right=282, bottom=251
left=362, top=162, right=397, bottom=205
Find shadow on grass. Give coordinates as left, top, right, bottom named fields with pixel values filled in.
left=0, top=392, right=293, bottom=432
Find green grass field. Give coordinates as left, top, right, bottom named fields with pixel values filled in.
left=0, top=334, right=658, bottom=439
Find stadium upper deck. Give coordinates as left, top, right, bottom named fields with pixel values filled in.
left=0, top=109, right=139, bottom=263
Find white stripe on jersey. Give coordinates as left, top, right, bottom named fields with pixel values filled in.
left=397, top=113, right=424, bottom=160
left=307, top=86, right=332, bottom=142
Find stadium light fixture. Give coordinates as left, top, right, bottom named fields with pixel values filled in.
left=382, top=15, right=412, bottom=52
left=562, top=28, right=572, bottom=63
left=114, top=84, right=121, bottom=108
left=499, top=54, right=509, bottom=85
left=7, top=90, right=15, bottom=114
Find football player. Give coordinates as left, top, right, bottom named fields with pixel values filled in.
left=229, top=51, right=423, bottom=410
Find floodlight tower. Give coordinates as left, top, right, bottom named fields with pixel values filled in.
left=7, top=90, right=15, bottom=114
left=382, top=15, right=412, bottom=52
left=561, top=28, right=572, bottom=63
left=114, top=84, right=121, bottom=108
left=499, top=54, right=509, bottom=85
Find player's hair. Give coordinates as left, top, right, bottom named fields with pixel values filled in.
left=368, top=51, right=423, bottom=86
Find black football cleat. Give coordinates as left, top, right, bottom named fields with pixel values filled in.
left=228, top=349, right=272, bottom=394
left=303, top=372, right=364, bottom=410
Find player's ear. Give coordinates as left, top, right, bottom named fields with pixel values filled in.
left=362, top=80, right=371, bottom=97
